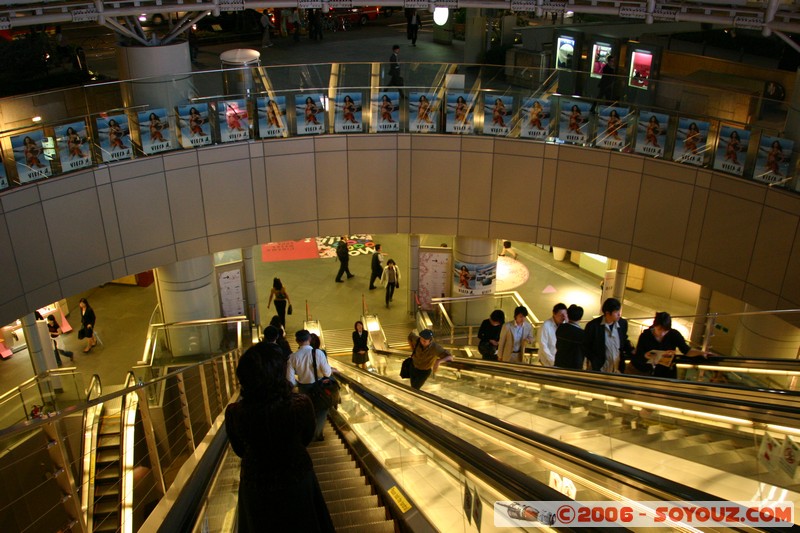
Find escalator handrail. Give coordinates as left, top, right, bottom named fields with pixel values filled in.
left=335, top=371, right=621, bottom=532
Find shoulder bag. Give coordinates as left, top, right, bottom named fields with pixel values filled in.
left=308, top=348, right=340, bottom=409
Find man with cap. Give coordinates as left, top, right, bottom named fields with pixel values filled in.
left=406, top=329, right=453, bottom=389
left=288, top=329, right=333, bottom=440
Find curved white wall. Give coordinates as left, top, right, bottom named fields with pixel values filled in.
left=0, top=134, right=798, bottom=326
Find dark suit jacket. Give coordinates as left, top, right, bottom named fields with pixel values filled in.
left=555, top=322, right=585, bottom=369
left=583, top=316, right=633, bottom=372
left=371, top=252, right=382, bottom=275
left=336, top=241, right=349, bottom=264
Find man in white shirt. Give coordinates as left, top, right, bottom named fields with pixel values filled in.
left=538, top=302, right=567, bottom=367
left=497, top=306, right=535, bottom=363
left=287, top=329, right=332, bottom=440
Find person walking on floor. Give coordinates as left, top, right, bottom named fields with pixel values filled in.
left=388, top=44, right=403, bottom=87
left=406, top=9, right=421, bottom=46
left=369, top=243, right=384, bottom=290
left=260, top=10, right=275, bottom=47
left=381, top=259, right=400, bottom=308
left=46, top=314, right=73, bottom=366
left=79, top=297, right=97, bottom=353
left=334, top=236, right=354, bottom=283
left=406, top=329, right=453, bottom=389
left=267, top=277, right=291, bottom=327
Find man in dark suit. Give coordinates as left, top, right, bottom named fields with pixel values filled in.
left=334, top=236, right=355, bottom=283
left=369, top=243, right=383, bottom=290
left=555, top=304, right=585, bottom=369
left=584, top=297, right=634, bottom=373
left=388, top=44, right=402, bottom=86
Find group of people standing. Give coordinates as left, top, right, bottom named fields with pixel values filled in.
left=535, top=298, right=708, bottom=377
left=478, top=306, right=536, bottom=363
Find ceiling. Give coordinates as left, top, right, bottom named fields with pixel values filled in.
left=0, top=0, right=798, bottom=37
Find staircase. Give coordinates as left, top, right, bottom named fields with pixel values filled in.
left=91, top=398, right=122, bottom=533
left=308, top=421, right=395, bottom=532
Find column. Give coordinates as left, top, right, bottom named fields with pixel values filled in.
left=154, top=256, right=222, bottom=357
left=453, top=236, right=496, bottom=325
left=21, top=313, right=49, bottom=375
left=611, top=260, right=629, bottom=302
left=116, top=41, right=194, bottom=112
left=690, top=286, right=712, bottom=347
left=243, top=246, right=259, bottom=327
left=731, top=304, right=800, bottom=359
left=409, top=234, right=420, bottom=313
left=463, top=9, right=487, bottom=63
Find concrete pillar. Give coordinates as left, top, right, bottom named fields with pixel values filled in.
left=690, top=286, right=712, bottom=347
left=243, top=246, right=259, bottom=326
left=220, top=49, right=261, bottom=97
left=21, top=314, right=50, bottom=375
left=116, top=41, right=194, bottom=111
left=464, top=9, right=487, bottom=64
left=453, top=236, right=496, bottom=325
left=611, top=261, right=629, bottom=302
left=731, top=305, right=800, bottom=359
left=154, top=256, right=222, bottom=357
left=410, top=234, right=420, bottom=312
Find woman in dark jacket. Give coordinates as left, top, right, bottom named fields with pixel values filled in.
left=79, top=298, right=96, bottom=353
left=225, top=342, right=334, bottom=532
left=477, top=309, right=504, bottom=360
left=352, top=320, right=369, bottom=369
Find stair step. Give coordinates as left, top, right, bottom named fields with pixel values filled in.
left=314, top=460, right=358, bottom=474
left=95, top=483, right=120, bottom=498
left=316, top=468, right=362, bottom=483
left=94, top=500, right=119, bottom=515
left=311, top=454, right=355, bottom=467
left=95, top=468, right=118, bottom=481
left=99, top=419, right=121, bottom=435
left=330, top=507, right=388, bottom=527
left=318, top=476, right=369, bottom=493
left=96, top=450, right=120, bottom=464
left=336, top=520, right=396, bottom=533
left=322, top=484, right=374, bottom=501
left=97, top=434, right=120, bottom=448
left=326, top=495, right=380, bottom=514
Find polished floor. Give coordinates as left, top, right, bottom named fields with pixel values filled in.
left=1, top=236, right=695, bottom=395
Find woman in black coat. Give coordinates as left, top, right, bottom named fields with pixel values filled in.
left=225, top=342, right=334, bottom=532
left=352, top=320, right=369, bottom=369
left=79, top=297, right=96, bottom=353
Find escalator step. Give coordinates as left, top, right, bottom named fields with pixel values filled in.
left=316, top=468, right=362, bottom=483
left=335, top=520, right=396, bottom=533
left=330, top=507, right=388, bottom=527
left=318, top=476, right=368, bottom=493
left=321, top=484, right=374, bottom=501
left=94, top=484, right=120, bottom=498
left=98, top=434, right=120, bottom=448
left=314, top=460, right=358, bottom=474
left=96, top=450, right=121, bottom=464
left=311, top=454, right=354, bottom=467
left=94, top=500, right=119, bottom=514
left=95, top=468, right=118, bottom=481
left=309, top=450, right=350, bottom=462
left=93, top=518, right=120, bottom=533
left=326, top=495, right=379, bottom=514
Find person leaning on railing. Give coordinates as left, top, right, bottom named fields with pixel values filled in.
left=628, top=311, right=710, bottom=379
left=407, top=329, right=452, bottom=389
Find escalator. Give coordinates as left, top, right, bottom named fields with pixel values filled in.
left=344, top=351, right=800, bottom=523
left=91, top=400, right=122, bottom=533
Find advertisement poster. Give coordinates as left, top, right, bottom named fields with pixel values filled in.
left=558, top=100, right=591, bottom=145
left=674, top=118, right=709, bottom=166
left=445, top=92, right=474, bottom=134
left=54, top=120, right=92, bottom=171
left=96, top=114, right=132, bottom=163
left=138, top=108, right=172, bottom=155
left=373, top=92, right=400, bottom=132
left=178, top=104, right=212, bottom=148
left=409, top=92, right=438, bottom=133
left=218, top=99, right=250, bottom=143
left=483, top=95, right=513, bottom=137
left=714, top=125, right=750, bottom=176
left=334, top=92, right=363, bottom=133
left=10, top=130, right=52, bottom=183
left=520, top=97, right=550, bottom=140
left=257, top=96, right=288, bottom=139
left=0, top=155, right=7, bottom=190
left=418, top=248, right=452, bottom=311
left=754, top=135, right=793, bottom=185
left=453, top=260, right=496, bottom=296
left=556, top=35, right=575, bottom=69
left=629, top=50, right=652, bottom=89
left=595, top=106, right=629, bottom=150
left=590, top=42, right=614, bottom=78
left=295, top=94, right=326, bottom=135
left=634, top=111, right=668, bottom=158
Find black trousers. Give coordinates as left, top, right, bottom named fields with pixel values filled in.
left=335, top=261, right=352, bottom=281
left=409, top=365, right=432, bottom=389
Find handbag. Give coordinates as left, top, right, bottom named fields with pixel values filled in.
left=400, top=357, right=413, bottom=379
left=77, top=327, right=86, bottom=340
left=287, top=304, right=293, bottom=315
left=307, top=349, right=340, bottom=409
left=478, top=341, right=495, bottom=359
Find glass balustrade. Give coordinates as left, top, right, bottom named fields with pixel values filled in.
left=0, top=62, right=795, bottom=192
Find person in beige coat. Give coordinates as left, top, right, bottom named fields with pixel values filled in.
left=497, top=306, right=535, bottom=363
